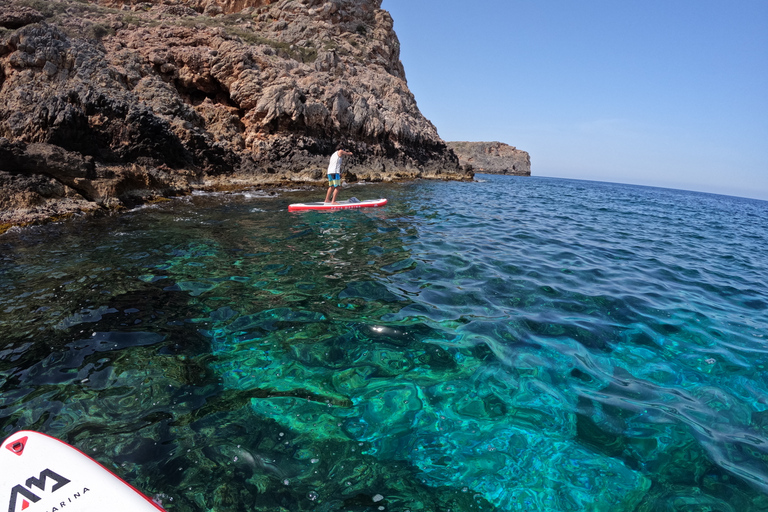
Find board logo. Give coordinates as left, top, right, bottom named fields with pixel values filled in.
left=7, top=469, right=70, bottom=512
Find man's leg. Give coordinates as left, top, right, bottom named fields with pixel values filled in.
left=324, top=186, right=333, bottom=203
left=331, top=187, right=339, bottom=204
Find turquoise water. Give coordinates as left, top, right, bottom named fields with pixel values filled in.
left=1, top=175, right=767, bottom=511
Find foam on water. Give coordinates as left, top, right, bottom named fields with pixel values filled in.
left=1, top=176, right=767, bottom=511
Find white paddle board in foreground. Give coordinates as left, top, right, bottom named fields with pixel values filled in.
left=288, top=198, right=387, bottom=211
left=1, top=430, right=165, bottom=512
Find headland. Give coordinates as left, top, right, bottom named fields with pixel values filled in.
left=0, top=0, right=476, bottom=231
left=447, top=141, right=530, bottom=176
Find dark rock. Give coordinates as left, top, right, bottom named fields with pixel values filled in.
left=0, top=0, right=479, bottom=229
left=446, top=141, right=531, bottom=176
left=0, top=5, right=44, bottom=29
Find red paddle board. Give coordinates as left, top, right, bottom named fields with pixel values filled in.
left=288, top=198, right=387, bottom=211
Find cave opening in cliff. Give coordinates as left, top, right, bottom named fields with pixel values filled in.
left=174, top=79, right=242, bottom=115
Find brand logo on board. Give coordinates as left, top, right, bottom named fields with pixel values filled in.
left=6, top=469, right=71, bottom=512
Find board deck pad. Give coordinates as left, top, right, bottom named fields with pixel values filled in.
left=1, top=431, right=165, bottom=512
left=288, top=198, right=387, bottom=211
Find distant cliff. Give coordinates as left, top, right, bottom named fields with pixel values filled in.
left=0, top=0, right=471, bottom=231
left=447, top=141, right=530, bottom=176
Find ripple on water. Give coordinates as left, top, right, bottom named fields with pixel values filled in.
left=0, top=176, right=767, bottom=511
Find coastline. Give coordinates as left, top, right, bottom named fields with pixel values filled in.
left=0, top=0, right=474, bottom=233
left=0, top=167, right=472, bottom=235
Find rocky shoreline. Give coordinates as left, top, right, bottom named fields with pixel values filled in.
left=0, top=0, right=475, bottom=233
left=447, top=141, right=530, bottom=176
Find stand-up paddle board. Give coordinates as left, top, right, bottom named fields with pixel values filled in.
left=1, top=430, right=166, bottom=512
left=288, top=198, right=387, bottom=212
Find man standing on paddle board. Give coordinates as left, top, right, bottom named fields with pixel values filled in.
left=324, top=148, right=352, bottom=204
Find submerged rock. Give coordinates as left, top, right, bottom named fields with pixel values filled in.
left=0, top=0, right=472, bottom=230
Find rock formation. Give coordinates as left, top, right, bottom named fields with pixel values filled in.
left=446, top=141, right=530, bottom=176
left=0, top=0, right=472, bottom=232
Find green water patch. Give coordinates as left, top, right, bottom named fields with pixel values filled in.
left=197, top=294, right=654, bottom=511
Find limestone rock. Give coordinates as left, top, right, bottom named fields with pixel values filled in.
left=0, top=0, right=472, bottom=228
left=446, top=141, right=531, bottom=176
left=0, top=0, right=471, bottom=229
left=0, top=4, right=44, bottom=29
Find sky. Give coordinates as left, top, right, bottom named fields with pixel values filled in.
left=381, top=0, right=768, bottom=200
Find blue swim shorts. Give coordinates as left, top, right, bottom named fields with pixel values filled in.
left=328, top=173, right=341, bottom=187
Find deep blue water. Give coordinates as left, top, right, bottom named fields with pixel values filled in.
left=1, top=175, right=767, bottom=511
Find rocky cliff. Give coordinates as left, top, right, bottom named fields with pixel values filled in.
left=0, top=0, right=472, bottom=231
left=446, top=141, right=530, bottom=176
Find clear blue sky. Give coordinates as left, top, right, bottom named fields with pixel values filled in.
left=382, top=0, right=768, bottom=200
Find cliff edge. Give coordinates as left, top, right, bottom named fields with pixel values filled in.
left=446, top=141, right=530, bottom=176
left=0, top=0, right=471, bottom=231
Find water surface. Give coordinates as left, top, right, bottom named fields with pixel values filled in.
left=1, top=176, right=767, bottom=511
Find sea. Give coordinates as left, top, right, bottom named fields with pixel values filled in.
left=1, top=174, right=767, bottom=512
